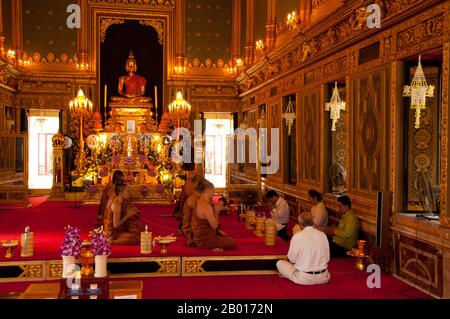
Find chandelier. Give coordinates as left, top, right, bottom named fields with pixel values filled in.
left=240, top=112, right=249, bottom=130
left=286, top=10, right=300, bottom=31
left=403, top=55, right=435, bottom=129
left=69, top=89, right=93, bottom=173
left=325, top=82, right=346, bottom=131
left=256, top=40, right=265, bottom=56
left=282, top=97, right=296, bottom=136
left=168, top=92, right=191, bottom=115
left=69, top=89, right=93, bottom=112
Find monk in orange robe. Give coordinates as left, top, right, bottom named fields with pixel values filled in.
left=103, top=184, right=145, bottom=245
left=96, top=170, right=124, bottom=225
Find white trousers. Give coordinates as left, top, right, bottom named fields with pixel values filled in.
left=276, top=260, right=330, bottom=285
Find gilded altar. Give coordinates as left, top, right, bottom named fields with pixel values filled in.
left=68, top=51, right=183, bottom=204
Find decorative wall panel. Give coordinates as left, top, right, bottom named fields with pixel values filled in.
left=22, top=0, right=77, bottom=58
left=395, top=233, right=443, bottom=297
left=351, top=67, right=389, bottom=194
left=186, top=0, right=232, bottom=65
left=2, top=0, right=12, bottom=49
left=299, top=90, right=321, bottom=184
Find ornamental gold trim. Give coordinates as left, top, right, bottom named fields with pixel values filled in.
left=100, top=18, right=125, bottom=43
left=0, top=261, right=46, bottom=283
left=182, top=255, right=287, bottom=277
left=139, top=20, right=165, bottom=45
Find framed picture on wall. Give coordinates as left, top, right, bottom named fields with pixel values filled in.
left=126, top=120, right=136, bottom=134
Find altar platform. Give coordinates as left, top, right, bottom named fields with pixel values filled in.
left=0, top=198, right=288, bottom=282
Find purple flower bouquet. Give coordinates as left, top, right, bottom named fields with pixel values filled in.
left=90, top=227, right=112, bottom=256
left=60, top=225, right=82, bottom=258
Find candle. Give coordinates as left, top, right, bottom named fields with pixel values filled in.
left=141, top=226, right=152, bottom=254
left=104, top=85, right=108, bottom=120
left=154, top=86, right=158, bottom=121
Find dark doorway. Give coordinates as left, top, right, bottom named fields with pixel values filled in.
left=100, top=20, right=164, bottom=124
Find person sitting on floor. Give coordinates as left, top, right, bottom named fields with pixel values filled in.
left=174, top=174, right=203, bottom=221
left=276, top=212, right=330, bottom=285
left=265, top=190, right=290, bottom=241
left=308, top=189, right=329, bottom=232
left=96, top=170, right=124, bottom=225
left=191, top=180, right=236, bottom=250
left=103, top=183, right=145, bottom=245
left=326, top=195, right=360, bottom=257
left=181, top=177, right=205, bottom=244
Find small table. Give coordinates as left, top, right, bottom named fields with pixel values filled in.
left=109, top=280, right=143, bottom=299
left=59, top=276, right=109, bottom=299
left=20, top=283, right=60, bottom=299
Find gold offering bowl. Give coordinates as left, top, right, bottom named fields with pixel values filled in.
left=154, top=236, right=177, bottom=255
left=347, top=248, right=369, bottom=271
left=1, top=240, right=19, bottom=258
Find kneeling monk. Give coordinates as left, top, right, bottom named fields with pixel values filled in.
left=191, top=180, right=236, bottom=250
left=103, top=184, right=145, bottom=245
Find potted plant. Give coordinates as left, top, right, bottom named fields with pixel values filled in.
left=60, top=225, right=82, bottom=278
left=90, top=227, right=111, bottom=278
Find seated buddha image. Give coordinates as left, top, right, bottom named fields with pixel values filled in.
left=113, top=51, right=150, bottom=103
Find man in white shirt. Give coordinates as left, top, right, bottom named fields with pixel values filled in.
left=266, top=190, right=290, bottom=241
left=276, top=212, right=331, bottom=285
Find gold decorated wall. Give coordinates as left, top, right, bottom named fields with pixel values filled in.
left=236, top=0, right=450, bottom=298
left=1, top=0, right=450, bottom=298
left=185, top=0, right=232, bottom=66
left=22, top=0, right=77, bottom=60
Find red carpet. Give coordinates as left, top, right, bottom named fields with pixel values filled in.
left=0, top=201, right=289, bottom=261
left=0, top=259, right=431, bottom=299
left=0, top=196, right=48, bottom=209
left=0, top=199, right=433, bottom=299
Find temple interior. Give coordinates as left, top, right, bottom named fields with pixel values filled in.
left=0, top=0, right=449, bottom=301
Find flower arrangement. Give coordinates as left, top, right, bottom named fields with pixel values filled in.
left=139, top=154, right=148, bottom=166
left=90, top=227, right=111, bottom=256
left=98, top=166, right=109, bottom=178
left=123, top=156, right=136, bottom=166
left=87, top=184, right=96, bottom=195
left=111, top=154, right=120, bottom=166
left=141, top=186, right=149, bottom=197
left=60, top=225, right=82, bottom=258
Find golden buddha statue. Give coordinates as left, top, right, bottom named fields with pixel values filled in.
left=112, top=51, right=150, bottom=103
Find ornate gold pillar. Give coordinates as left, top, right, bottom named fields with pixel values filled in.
left=50, top=133, right=66, bottom=200
left=231, top=0, right=242, bottom=62
left=305, top=0, right=311, bottom=26
left=15, top=107, right=21, bottom=132
left=441, top=42, right=450, bottom=225
left=78, top=0, right=89, bottom=66
left=299, top=0, right=306, bottom=26
left=175, top=0, right=185, bottom=71
left=11, top=0, right=23, bottom=62
left=0, top=0, right=5, bottom=58
left=265, top=0, right=277, bottom=50
left=244, top=0, right=255, bottom=66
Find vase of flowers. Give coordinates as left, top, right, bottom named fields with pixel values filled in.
left=90, top=227, right=112, bottom=278
left=60, top=225, right=82, bottom=278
